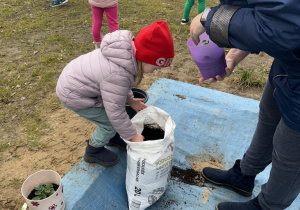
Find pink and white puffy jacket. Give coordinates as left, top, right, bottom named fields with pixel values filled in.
left=88, top=0, right=118, bottom=8
left=56, top=30, right=138, bottom=140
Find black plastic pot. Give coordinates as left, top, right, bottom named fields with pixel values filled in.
left=126, top=88, right=149, bottom=119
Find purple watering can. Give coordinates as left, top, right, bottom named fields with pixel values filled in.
left=187, top=32, right=226, bottom=79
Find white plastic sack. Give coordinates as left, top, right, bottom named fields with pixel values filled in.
left=123, top=106, right=176, bottom=210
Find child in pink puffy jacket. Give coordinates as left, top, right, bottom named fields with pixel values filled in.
left=56, top=21, right=174, bottom=167
left=89, top=0, right=119, bottom=49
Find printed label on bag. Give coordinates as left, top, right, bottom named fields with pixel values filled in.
left=155, top=155, right=173, bottom=170
left=135, top=158, right=146, bottom=182
left=134, top=186, right=141, bottom=197
left=130, top=199, right=141, bottom=210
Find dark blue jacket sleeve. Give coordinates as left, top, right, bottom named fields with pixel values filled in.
left=206, top=0, right=300, bottom=132
left=207, top=0, right=300, bottom=56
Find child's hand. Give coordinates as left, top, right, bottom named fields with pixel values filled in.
left=130, top=133, right=144, bottom=142
left=128, top=98, right=148, bottom=112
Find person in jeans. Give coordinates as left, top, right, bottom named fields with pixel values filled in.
left=89, top=0, right=119, bottom=49
left=189, top=1, right=300, bottom=209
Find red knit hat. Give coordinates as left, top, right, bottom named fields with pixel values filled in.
left=134, top=21, right=175, bottom=67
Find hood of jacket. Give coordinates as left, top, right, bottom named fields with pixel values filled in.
left=101, top=30, right=137, bottom=74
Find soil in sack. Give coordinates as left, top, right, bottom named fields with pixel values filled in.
left=141, top=123, right=165, bottom=141
left=27, top=183, right=59, bottom=200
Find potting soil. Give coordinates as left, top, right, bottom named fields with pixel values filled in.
left=141, top=123, right=164, bottom=141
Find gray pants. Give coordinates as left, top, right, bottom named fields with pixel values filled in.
left=241, top=81, right=300, bottom=210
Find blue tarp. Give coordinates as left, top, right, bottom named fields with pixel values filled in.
left=62, top=78, right=300, bottom=210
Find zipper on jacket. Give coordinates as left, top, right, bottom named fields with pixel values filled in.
left=272, top=74, right=288, bottom=96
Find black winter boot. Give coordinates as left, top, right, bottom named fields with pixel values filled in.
left=107, top=133, right=127, bottom=151
left=216, top=196, right=262, bottom=210
left=84, top=140, right=120, bottom=167
left=202, top=160, right=255, bottom=197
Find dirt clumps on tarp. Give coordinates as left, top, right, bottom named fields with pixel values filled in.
left=168, top=153, right=225, bottom=206
left=169, top=166, right=213, bottom=207
left=170, top=154, right=225, bottom=187
left=171, top=167, right=205, bottom=187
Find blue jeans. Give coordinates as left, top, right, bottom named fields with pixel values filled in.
left=241, top=81, right=300, bottom=209
left=63, top=104, right=116, bottom=147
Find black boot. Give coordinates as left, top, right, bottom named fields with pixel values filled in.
left=107, top=133, right=127, bottom=151
left=202, top=160, right=255, bottom=197
left=84, top=140, right=120, bottom=167
left=216, top=196, right=262, bottom=210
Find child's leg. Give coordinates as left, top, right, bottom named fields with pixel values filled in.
left=197, top=0, right=206, bottom=14
left=91, top=6, right=104, bottom=43
left=91, top=121, right=115, bottom=147
left=63, top=104, right=116, bottom=147
left=104, top=6, right=119, bottom=33
left=182, top=0, right=195, bottom=20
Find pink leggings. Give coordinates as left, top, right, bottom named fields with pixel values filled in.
left=91, top=6, right=119, bottom=43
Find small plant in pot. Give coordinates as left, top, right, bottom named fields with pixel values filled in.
left=21, top=170, right=65, bottom=210
left=28, top=183, right=58, bottom=200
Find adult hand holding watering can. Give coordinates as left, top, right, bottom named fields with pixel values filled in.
left=189, top=10, right=227, bottom=82
left=199, top=48, right=250, bottom=83
left=223, top=48, right=250, bottom=79
left=190, top=10, right=250, bottom=83
left=190, top=7, right=211, bottom=44
left=189, top=9, right=227, bottom=82
left=189, top=13, right=206, bottom=45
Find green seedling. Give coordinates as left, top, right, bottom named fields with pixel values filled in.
left=32, top=183, right=55, bottom=200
